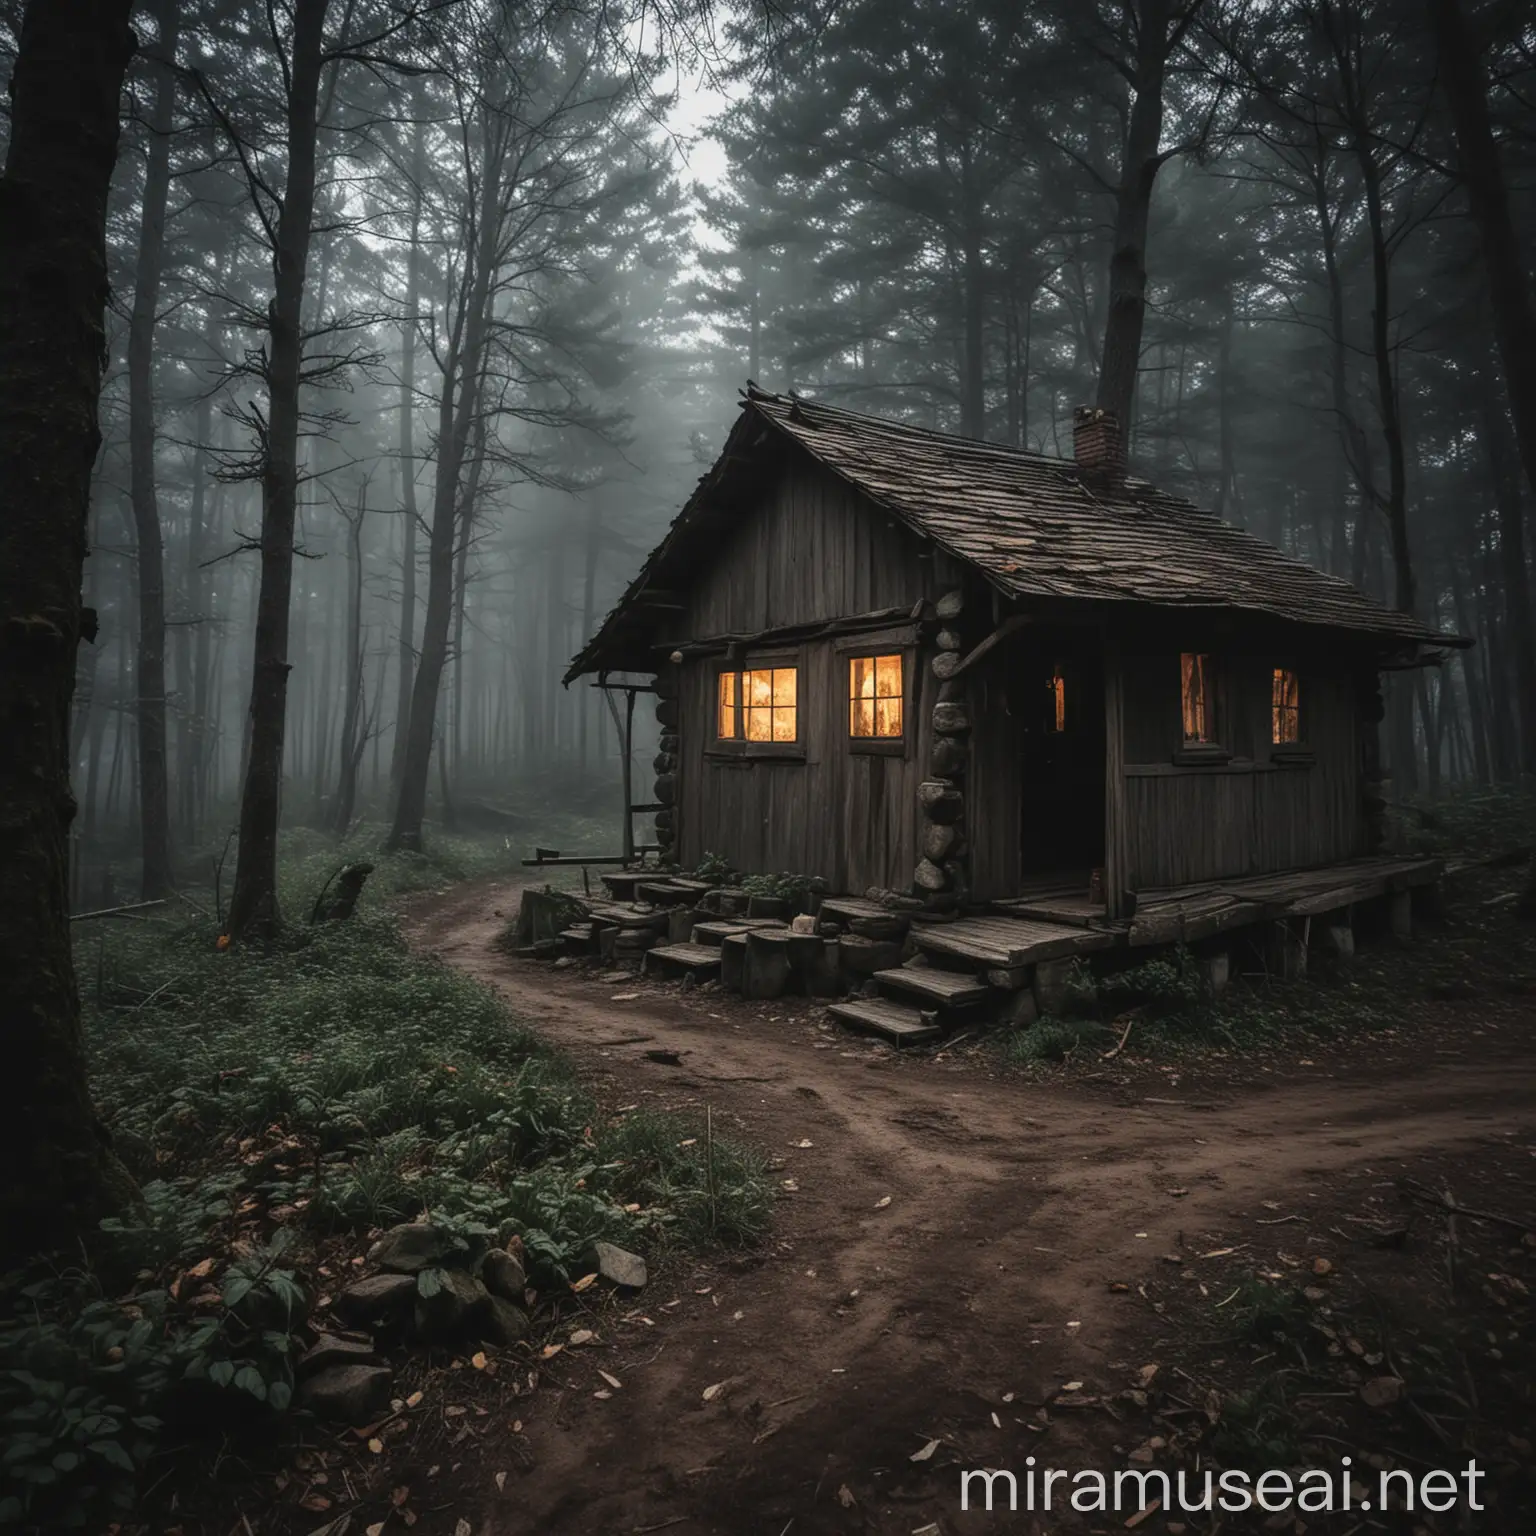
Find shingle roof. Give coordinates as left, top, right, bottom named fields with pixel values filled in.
left=568, top=387, right=1462, bottom=680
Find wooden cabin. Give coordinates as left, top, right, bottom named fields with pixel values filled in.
left=566, top=388, right=1461, bottom=937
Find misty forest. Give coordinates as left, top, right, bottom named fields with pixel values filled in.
left=3, top=0, right=1536, bottom=1532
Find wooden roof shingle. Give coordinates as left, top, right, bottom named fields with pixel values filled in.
left=567, top=387, right=1462, bottom=680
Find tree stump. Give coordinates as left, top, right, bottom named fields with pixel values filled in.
left=743, top=929, right=792, bottom=1000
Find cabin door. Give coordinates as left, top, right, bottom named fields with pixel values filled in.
left=1017, top=642, right=1106, bottom=880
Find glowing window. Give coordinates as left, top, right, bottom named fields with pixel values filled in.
left=743, top=666, right=797, bottom=742
left=850, top=654, right=904, bottom=738
left=1046, top=663, right=1066, bottom=732
left=716, top=671, right=737, bottom=739
left=1181, top=653, right=1213, bottom=743
left=1272, top=667, right=1301, bottom=745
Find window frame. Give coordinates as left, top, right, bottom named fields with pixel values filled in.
left=1174, top=650, right=1233, bottom=764
left=845, top=649, right=909, bottom=757
left=1269, top=664, right=1315, bottom=765
left=707, top=647, right=806, bottom=761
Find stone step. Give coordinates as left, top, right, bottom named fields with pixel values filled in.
left=642, top=942, right=723, bottom=981
left=873, top=966, right=991, bottom=1009
left=825, top=998, right=942, bottom=1047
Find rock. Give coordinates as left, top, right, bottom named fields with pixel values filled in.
left=481, top=1247, right=527, bottom=1302
left=654, top=698, right=678, bottom=728
left=298, top=1332, right=379, bottom=1378
left=931, top=738, right=967, bottom=778
left=935, top=627, right=962, bottom=651
left=922, top=823, right=958, bottom=863
left=932, top=701, right=970, bottom=736
left=790, top=913, right=818, bottom=934
left=298, top=1363, right=394, bottom=1425
left=652, top=751, right=675, bottom=775
left=367, top=1222, right=453, bottom=1275
left=936, top=588, right=964, bottom=619
left=482, top=1295, right=531, bottom=1347
left=582, top=1240, right=648, bottom=1291
left=918, top=782, right=964, bottom=824
left=914, top=858, right=950, bottom=892
left=655, top=772, right=676, bottom=805
left=931, top=650, right=962, bottom=680
left=1360, top=1376, right=1404, bottom=1410
left=413, top=1269, right=491, bottom=1341
left=335, top=1273, right=417, bottom=1325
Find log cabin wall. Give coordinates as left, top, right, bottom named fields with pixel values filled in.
left=670, top=456, right=948, bottom=891
left=1117, top=638, right=1369, bottom=889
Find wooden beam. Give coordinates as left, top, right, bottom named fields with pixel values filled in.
left=657, top=606, right=914, bottom=658
left=949, top=613, right=1034, bottom=678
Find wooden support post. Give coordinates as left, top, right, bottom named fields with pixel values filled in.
left=1388, top=889, right=1412, bottom=942
left=621, top=686, right=636, bottom=867
left=1262, top=918, right=1308, bottom=980
left=1201, top=951, right=1231, bottom=995
left=1103, top=632, right=1130, bottom=921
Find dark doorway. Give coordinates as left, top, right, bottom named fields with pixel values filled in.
left=1016, top=638, right=1106, bottom=879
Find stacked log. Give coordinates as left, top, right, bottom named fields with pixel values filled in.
left=914, top=588, right=970, bottom=910
left=653, top=667, right=679, bottom=864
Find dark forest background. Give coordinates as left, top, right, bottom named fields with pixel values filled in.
left=2, top=0, right=1533, bottom=918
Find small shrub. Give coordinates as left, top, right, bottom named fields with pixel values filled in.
left=997, top=1017, right=1115, bottom=1064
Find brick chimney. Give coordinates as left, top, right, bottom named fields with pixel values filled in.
left=1072, top=405, right=1125, bottom=485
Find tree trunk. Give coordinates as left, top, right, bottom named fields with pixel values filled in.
left=0, top=0, right=140, bottom=1265
left=1095, top=0, right=1176, bottom=448
left=331, top=489, right=367, bottom=836
left=226, top=0, right=330, bottom=940
left=959, top=136, right=985, bottom=439
left=126, top=0, right=180, bottom=899
left=387, top=124, right=503, bottom=853
left=390, top=107, right=426, bottom=794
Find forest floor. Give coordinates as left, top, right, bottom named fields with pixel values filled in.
left=394, top=867, right=1536, bottom=1536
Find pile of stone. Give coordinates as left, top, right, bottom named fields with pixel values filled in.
left=298, top=1221, right=647, bottom=1424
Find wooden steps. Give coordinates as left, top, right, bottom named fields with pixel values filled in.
left=914, top=915, right=1115, bottom=970
left=643, top=942, right=723, bottom=981
left=691, top=918, right=784, bottom=946
left=819, top=895, right=910, bottom=926
left=874, top=966, right=991, bottom=1008
left=826, top=998, right=941, bottom=1047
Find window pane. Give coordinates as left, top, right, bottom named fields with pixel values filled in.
left=772, top=706, right=796, bottom=741
left=851, top=656, right=874, bottom=702
left=773, top=667, right=797, bottom=706
left=745, top=706, right=772, bottom=741
left=717, top=672, right=736, bottom=739
left=875, top=696, right=902, bottom=737
left=1181, top=653, right=1210, bottom=743
left=1272, top=668, right=1300, bottom=744
left=746, top=669, right=773, bottom=707
left=875, top=654, right=902, bottom=697
left=852, top=698, right=875, bottom=736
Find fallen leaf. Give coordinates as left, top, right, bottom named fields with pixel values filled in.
left=187, top=1257, right=215, bottom=1280
left=875, top=1195, right=892, bottom=1209
left=610, top=993, right=639, bottom=1001
left=1061, top=1380, right=1084, bottom=1392
left=366, top=1524, right=385, bottom=1536
left=569, top=1329, right=595, bottom=1346
left=390, top=1487, right=410, bottom=1507
left=444, top=1404, right=468, bottom=1416
left=1312, top=1257, right=1333, bottom=1276
left=1167, top=1188, right=1189, bottom=1198
left=794, top=1139, right=814, bottom=1148
left=540, top=1344, right=565, bottom=1360
left=299, top=1493, right=333, bottom=1513
left=1360, top=1376, right=1403, bottom=1409
left=405, top=1391, right=423, bottom=1409
left=1125, top=1496, right=1162, bottom=1528
left=1200, top=1247, right=1236, bottom=1259
left=471, top=1352, right=488, bottom=1371
left=702, top=1381, right=725, bottom=1402
left=837, top=1484, right=856, bottom=1508
left=571, top=1274, right=598, bottom=1293
left=990, top=1411, right=1001, bottom=1428
left=910, top=1438, right=941, bottom=1462
left=494, top=1472, right=506, bottom=1492
left=593, top=1389, right=613, bottom=1400
left=781, top=1179, right=800, bottom=1192
left=455, top=1521, right=472, bottom=1536
left=1108, top=1281, right=1129, bottom=1293
left=599, top=1370, right=622, bottom=1390
left=1138, top=1364, right=1160, bottom=1387
left=367, top=1437, right=384, bottom=1454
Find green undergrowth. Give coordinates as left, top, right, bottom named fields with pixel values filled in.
left=2, top=914, right=771, bottom=1528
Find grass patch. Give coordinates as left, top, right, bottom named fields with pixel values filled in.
left=2, top=907, right=772, bottom=1529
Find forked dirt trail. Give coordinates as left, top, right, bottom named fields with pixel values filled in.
left=403, top=877, right=1536, bottom=1536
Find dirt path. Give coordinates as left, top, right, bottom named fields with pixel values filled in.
left=402, top=877, right=1536, bottom=1536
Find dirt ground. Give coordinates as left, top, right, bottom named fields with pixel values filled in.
left=380, top=876, right=1536, bottom=1536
